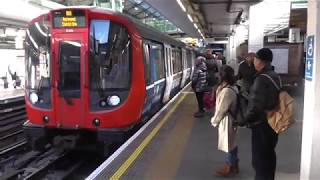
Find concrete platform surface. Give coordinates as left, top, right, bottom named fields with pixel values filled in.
left=0, top=89, right=24, bottom=102
left=90, top=89, right=303, bottom=180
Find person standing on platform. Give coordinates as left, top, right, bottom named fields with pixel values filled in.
left=215, top=53, right=224, bottom=70
left=205, top=50, right=219, bottom=89
left=237, top=52, right=256, bottom=96
left=239, top=48, right=280, bottom=180
left=203, top=50, right=219, bottom=111
left=211, top=65, right=239, bottom=177
left=192, top=56, right=207, bottom=118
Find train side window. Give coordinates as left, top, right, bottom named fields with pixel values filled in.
left=187, top=50, right=192, bottom=68
left=143, top=43, right=151, bottom=85
left=165, top=48, right=168, bottom=76
left=170, top=49, right=173, bottom=74
left=184, top=51, right=187, bottom=69
left=176, top=48, right=182, bottom=72
left=165, top=47, right=172, bottom=76
left=172, top=48, right=176, bottom=74
left=149, top=43, right=165, bottom=80
left=184, top=50, right=187, bottom=69
left=24, top=15, right=52, bottom=108
left=160, top=45, right=165, bottom=79
left=172, top=48, right=182, bottom=74
left=89, top=20, right=131, bottom=91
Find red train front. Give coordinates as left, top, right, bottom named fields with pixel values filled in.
left=23, top=8, right=146, bottom=153
left=24, top=7, right=195, bottom=154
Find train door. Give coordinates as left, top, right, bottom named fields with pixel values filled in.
left=180, top=49, right=188, bottom=88
left=53, top=33, right=86, bottom=128
left=142, top=42, right=153, bottom=117
left=185, top=49, right=192, bottom=82
left=190, top=51, right=195, bottom=78
left=171, top=48, right=182, bottom=97
left=163, top=44, right=173, bottom=103
left=149, top=42, right=165, bottom=113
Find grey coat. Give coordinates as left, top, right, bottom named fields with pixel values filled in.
left=192, top=62, right=207, bottom=92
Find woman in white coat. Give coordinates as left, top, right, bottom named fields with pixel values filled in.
left=211, top=65, right=239, bottom=177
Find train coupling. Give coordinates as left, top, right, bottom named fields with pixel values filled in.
left=53, top=135, right=80, bottom=149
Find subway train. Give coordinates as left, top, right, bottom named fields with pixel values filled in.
left=23, top=7, right=196, bottom=154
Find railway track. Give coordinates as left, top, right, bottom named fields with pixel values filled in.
left=0, top=96, right=93, bottom=180
left=0, top=147, right=62, bottom=179
left=0, top=139, right=27, bottom=157
left=0, top=147, right=105, bottom=180
left=0, top=95, right=27, bottom=158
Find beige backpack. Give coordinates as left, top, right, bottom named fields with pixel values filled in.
left=261, top=74, right=295, bottom=134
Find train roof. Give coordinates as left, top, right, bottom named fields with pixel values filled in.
left=128, top=18, right=185, bottom=48
left=52, top=7, right=185, bottom=48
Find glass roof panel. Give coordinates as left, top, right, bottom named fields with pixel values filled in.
left=140, top=3, right=150, bottom=9
left=124, top=0, right=183, bottom=34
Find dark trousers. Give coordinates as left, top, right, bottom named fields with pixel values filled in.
left=251, top=122, right=278, bottom=180
left=195, top=91, right=205, bottom=112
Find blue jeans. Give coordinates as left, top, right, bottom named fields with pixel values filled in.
left=226, top=146, right=238, bottom=165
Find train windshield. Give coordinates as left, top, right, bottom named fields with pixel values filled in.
left=25, top=15, right=52, bottom=108
left=89, top=20, right=131, bottom=91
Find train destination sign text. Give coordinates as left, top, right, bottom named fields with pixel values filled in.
left=53, top=10, right=86, bottom=28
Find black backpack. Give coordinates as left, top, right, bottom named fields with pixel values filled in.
left=205, top=60, right=218, bottom=86
left=206, top=60, right=218, bottom=73
left=227, top=86, right=247, bottom=125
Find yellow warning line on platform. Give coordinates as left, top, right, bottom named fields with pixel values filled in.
left=110, top=93, right=187, bottom=180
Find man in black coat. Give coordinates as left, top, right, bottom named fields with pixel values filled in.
left=237, top=52, right=256, bottom=94
left=205, top=51, right=219, bottom=88
left=240, top=48, right=281, bottom=180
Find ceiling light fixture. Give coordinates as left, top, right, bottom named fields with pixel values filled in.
left=177, top=0, right=186, bottom=12
left=194, top=23, right=198, bottom=29
left=187, top=14, right=193, bottom=22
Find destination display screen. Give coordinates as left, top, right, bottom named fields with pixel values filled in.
left=53, top=10, right=86, bottom=28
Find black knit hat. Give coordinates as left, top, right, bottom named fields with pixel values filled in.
left=256, top=48, right=273, bottom=62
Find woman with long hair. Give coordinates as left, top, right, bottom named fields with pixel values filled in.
left=211, top=65, right=239, bottom=177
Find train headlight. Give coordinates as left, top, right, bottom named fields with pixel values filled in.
left=107, top=95, right=120, bottom=106
left=43, top=116, right=49, bottom=123
left=29, top=93, right=39, bottom=104
left=93, top=118, right=100, bottom=126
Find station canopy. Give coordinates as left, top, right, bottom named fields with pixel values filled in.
left=123, top=0, right=185, bottom=35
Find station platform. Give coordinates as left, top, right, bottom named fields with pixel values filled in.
left=87, top=87, right=302, bottom=180
left=0, top=89, right=24, bottom=104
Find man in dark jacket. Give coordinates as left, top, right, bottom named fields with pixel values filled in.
left=237, top=52, right=256, bottom=94
left=241, top=48, right=280, bottom=180
left=205, top=51, right=219, bottom=88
